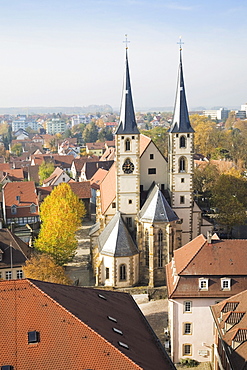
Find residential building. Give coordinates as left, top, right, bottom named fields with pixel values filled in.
left=42, top=167, right=71, bottom=187
left=2, top=181, right=39, bottom=226
left=211, top=290, right=247, bottom=370
left=0, top=279, right=176, bottom=370
left=46, top=118, right=66, bottom=134
left=0, top=226, right=31, bottom=280
left=166, top=233, right=247, bottom=364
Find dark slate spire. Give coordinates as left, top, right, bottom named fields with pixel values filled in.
left=169, top=49, right=194, bottom=134
left=115, top=49, right=139, bottom=135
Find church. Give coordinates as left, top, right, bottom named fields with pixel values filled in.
left=90, top=45, right=212, bottom=288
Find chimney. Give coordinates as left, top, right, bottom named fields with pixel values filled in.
left=207, top=231, right=212, bottom=244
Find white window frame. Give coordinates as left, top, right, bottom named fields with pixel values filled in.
left=221, top=278, right=231, bottom=290
left=199, top=278, right=209, bottom=290
left=5, top=271, right=12, bottom=280
left=16, top=270, right=23, bottom=279
left=183, top=301, right=192, bottom=313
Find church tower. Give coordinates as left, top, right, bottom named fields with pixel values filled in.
left=168, top=44, right=194, bottom=246
left=115, top=47, right=140, bottom=233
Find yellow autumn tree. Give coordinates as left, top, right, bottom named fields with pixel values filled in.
left=23, top=254, right=72, bottom=285
left=35, top=183, right=86, bottom=265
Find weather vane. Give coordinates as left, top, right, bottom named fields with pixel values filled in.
left=177, top=36, right=184, bottom=50
left=123, top=34, right=130, bottom=49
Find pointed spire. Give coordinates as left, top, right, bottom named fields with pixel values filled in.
left=115, top=48, right=139, bottom=135
left=169, top=46, right=194, bottom=133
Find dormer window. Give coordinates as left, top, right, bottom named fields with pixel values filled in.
left=221, top=278, right=231, bottom=291
left=199, top=278, right=209, bottom=291
left=30, top=204, right=36, bottom=214
left=11, top=205, right=17, bottom=215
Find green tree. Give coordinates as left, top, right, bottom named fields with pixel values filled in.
left=141, top=127, right=168, bottom=157
left=38, top=162, right=55, bottom=184
left=212, top=174, right=247, bottom=235
left=98, top=127, right=113, bottom=142
left=23, top=253, right=72, bottom=284
left=193, top=163, right=219, bottom=207
left=83, top=121, right=98, bottom=143
left=35, top=183, right=86, bottom=265
left=11, top=143, right=23, bottom=156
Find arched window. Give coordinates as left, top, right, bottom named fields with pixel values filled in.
left=145, top=229, right=149, bottom=267
left=158, top=229, right=163, bottom=268
left=180, top=136, right=186, bottom=148
left=125, top=138, right=130, bottom=151
left=179, top=157, right=186, bottom=172
left=11, top=205, right=17, bottom=215
left=119, top=264, right=127, bottom=281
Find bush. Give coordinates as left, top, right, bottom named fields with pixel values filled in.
left=179, top=358, right=199, bottom=367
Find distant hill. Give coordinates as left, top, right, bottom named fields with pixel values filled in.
left=0, top=105, right=113, bottom=115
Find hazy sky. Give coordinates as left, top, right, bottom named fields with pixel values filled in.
left=0, top=0, right=246, bottom=110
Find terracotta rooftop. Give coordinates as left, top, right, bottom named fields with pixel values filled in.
left=69, top=181, right=91, bottom=199
left=90, top=168, right=108, bottom=190
left=211, top=289, right=247, bottom=370
left=100, top=163, right=116, bottom=215
left=166, top=235, right=247, bottom=299
left=0, top=279, right=175, bottom=370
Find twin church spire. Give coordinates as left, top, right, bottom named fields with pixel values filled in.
left=116, top=38, right=193, bottom=135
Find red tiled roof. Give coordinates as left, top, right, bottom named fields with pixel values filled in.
left=140, top=134, right=152, bottom=156
left=166, top=235, right=247, bottom=299
left=69, top=181, right=91, bottom=199
left=90, top=168, right=108, bottom=190
left=0, top=279, right=175, bottom=370
left=1, top=168, right=24, bottom=181
left=211, top=289, right=247, bottom=370
left=100, top=163, right=116, bottom=214
left=3, top=181, right=39, bottom=218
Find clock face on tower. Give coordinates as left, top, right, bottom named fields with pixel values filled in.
left=122, top=158, right=135, bottom=174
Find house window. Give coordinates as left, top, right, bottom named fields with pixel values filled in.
left=221, top=278, right=231, bottom=290
left=183, top=323, right=192, bottom=335
left=119, top=264, right=126, bottom=281
left=5, top=271, right=12, bottom=280
left=112, top=202, right=116, bottom=208
left=30, top=204, right=36, bottom=214
left=199, top=278, right=209, bottom=290
left=158, top=229, right=163, bottom=268
left=126, top=217, right=132, bottom=228
left=128, top=199, right=132, bottom=204
left=183, top=344, right=192, bottom=356
left=180, top=196, right=185, bottom=204
left=132, top=136, right=135, bottom=139
left=16, top=270, right=23, bottom=279
left=179, top=157, right=186, bottom=172
left=105, top=267, right=109, bottom=280
left=150, top=154, right=154, bottom=160
left=1, top=366, right=14, bottom=370
left=148, top=168, right=156, bottom=175
left=11, top=205, right=17, bottom=215
left=180, top=136, right=186, bottom=148
left=125, top=138, right=130, bottom=151
left=145, top=229, right=149, bottom=267
left=28, top=331, right=40, bottom=344
left=184, top=301, right=192, bottom=313
left=181, top=178, right=184, bottom=183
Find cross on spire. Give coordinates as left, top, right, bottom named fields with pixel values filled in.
left=123, top=34, right=130, bottom=49
left=177, top=36, right=184, bottom=50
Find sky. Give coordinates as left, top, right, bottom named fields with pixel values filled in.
left=0, top=0, right=246, bottom=110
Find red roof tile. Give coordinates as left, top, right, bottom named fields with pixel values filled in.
left=0, top=279, right=175, bottom=370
